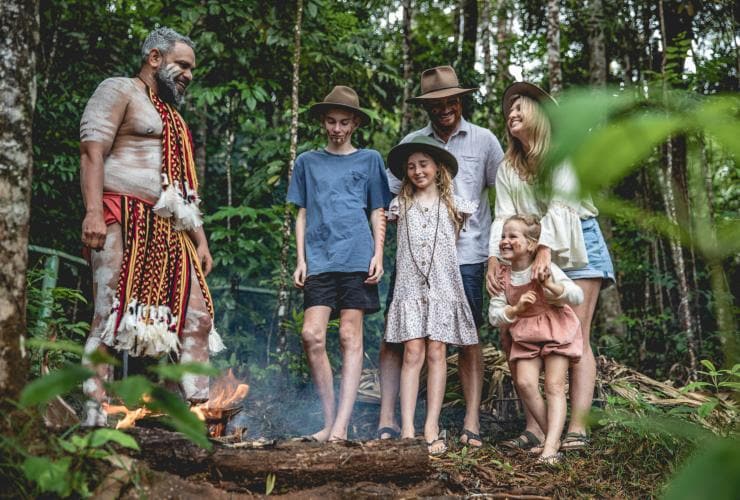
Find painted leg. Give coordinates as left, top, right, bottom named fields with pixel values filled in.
left=399, top=338, right=425, bottom=439
left=329, top=309, right=364, bottom=440
left=82, top=224, right=122, bottom=426
left=377, top=339, right=403, bottom=437
left=568, top=278, right=601, bottom=436
left=179, top=266, right=213, bottom=402
left=301, top=306, right=334, bottom=441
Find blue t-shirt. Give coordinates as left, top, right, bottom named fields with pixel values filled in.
left=287, top=148, right=391, bottom=276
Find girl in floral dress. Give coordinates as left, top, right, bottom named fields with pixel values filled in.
left=385, top=136, right=478, bottom=455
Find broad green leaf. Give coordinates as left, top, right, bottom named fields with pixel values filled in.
left=149, top=362, right=220, bottom=381
left=693, top=95, right=740, bottom=160
left=20, top=365, right=93, bottom=407
left=697, top=400, right=718, bottom=418
left=147, top=386, right=211, bottom=450
left=85, top=348, right=120, bottom=367
left=700, top=359, right=717, bottom=373
left=571, top=113, right=683, bottom=191
left=88, top=428, right=140, bottom=451
left=22, top=456, right=72, bottom=496
left=26, top=339, right=84, bottom=356
left=107, top=376, right=154, bottom=408
left=663, top=437, right=740, bottom=500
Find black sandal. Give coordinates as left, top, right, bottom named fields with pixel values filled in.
left=459, top=428, right=483, bottom=448
left=376, top=426, right=400, bottom=440
left=500, top=430, right=542, bottom=450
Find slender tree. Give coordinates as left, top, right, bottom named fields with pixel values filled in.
left=275, top=0, right=304, bottom=360
left=400, top=0, right=414, bottom=136
left=546, top=0, right=562, bottom=95
left=0, top=0, right=38, bottom=404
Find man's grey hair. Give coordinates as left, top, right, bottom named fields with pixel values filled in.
left=141, top=27, right=194, bottom=63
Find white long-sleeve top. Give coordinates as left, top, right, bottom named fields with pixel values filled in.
left=488, top=262, right=584, bottom=326
left=489, top=161, right=597, bottom=270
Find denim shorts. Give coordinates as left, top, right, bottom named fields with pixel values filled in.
left=563, top=217, right=615, bottom=288
left=385, top=261, right=485, bottom=329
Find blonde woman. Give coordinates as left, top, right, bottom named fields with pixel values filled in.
left=487, top=82, right=615, bottom=452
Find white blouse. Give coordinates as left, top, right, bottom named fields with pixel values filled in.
left=488, top=263, right=584, bottom=326
left=489, top=160, right=597, bottom=270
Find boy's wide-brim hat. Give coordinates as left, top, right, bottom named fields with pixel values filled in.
left=502, top=81, right=558, bottom=119
left=309, top=85, right=371, bottom=125
left=387, top=135, right=458, bottom=180
left=407, top=66, right=477, bottom=103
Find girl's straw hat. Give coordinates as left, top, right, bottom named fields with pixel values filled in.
left=387, top=135, right=458, bottom=180
left=309, top=85, right=371, bottom=125
left=502, top=81, right=558, bottom=119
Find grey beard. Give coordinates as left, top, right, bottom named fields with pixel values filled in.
left=155, top=67, right=184, bottom=106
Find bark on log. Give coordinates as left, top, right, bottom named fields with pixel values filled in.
left=123, top=427, right=430, bottom=487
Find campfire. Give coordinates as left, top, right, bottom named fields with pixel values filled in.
left=103, top=369, right=249, bottom=438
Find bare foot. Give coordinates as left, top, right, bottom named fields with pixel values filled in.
left=311, top=428, right=332, bottom=442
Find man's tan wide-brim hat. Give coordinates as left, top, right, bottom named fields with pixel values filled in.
left=502, top=81, right=558, bottom=119
left=309, top=85, right=371, bottom=125
left=407, top=65, right=477, bottom=103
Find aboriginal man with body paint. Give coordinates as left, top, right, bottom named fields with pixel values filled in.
left=79, top=27, right=224, bottom=425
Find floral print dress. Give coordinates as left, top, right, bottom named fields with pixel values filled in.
left=385, top=195, right=479, bottom=345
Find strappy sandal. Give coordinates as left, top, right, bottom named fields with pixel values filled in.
left=537, top=452, right=564, bottom=466
left=376, top=427, right=400, bottom=440
left=459, top=428, right=483, bottom=448
left=427, top=429, right=448, bottom=456
left=560, top=432, right=590, bottom=450
left=500, top=430, right=542, bottom=451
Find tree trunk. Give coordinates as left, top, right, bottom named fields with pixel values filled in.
left=400, top=0, right=413, bottom=137
left=587, top=0, right=626, bottom=338
left=587, top=0, right=607, bottom=86
left=456, top=0, right=478, bottom=88
left=480, top=0, right=493, bottom=91
left=658, top=0, right=698, bottom=378
left=123, top=427, right=429, bottom=488
left=494, top=0, right=513, bottom=85
left=546, top=0, right=562, bottom=95
left=194, top=104, right=207, bottom=191
left=275, top=0, right=304, bottom=359
left=0, top=0, right=38, bottom=405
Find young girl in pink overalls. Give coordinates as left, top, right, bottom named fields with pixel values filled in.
left=488, top=214, right=583, bottom=464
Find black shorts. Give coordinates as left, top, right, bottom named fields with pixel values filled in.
left=304, top=272, right=380, bottom=317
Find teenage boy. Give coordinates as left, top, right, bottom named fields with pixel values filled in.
left=287, top=86, right=390, bottom=441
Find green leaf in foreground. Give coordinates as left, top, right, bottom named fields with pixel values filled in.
left=22, top=456, right=72, bottom=496
left=148, top=386, right=212, bottom=450
left=88, top=428, right=140, bottom=451
left=663, top=437, right=740, bottom=500
left=107, top=375, right=154, bottom=408
left=149, top=361, right=220, bottom=381
left=19, top=365, right=93, bottom=407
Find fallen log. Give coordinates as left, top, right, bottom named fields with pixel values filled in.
left=122, top=427, right=430, bottom=488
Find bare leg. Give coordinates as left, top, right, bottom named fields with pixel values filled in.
left=424, top=340, right=447, bottom=448
left=542, top=355, right=570, bottom=457
left=399, top=338, right=425, bottom=439
left=179, top=266, right=213, bottom=402
left=458, top=342, right=483, bottom=445
left=513, top=357, right=547, bottom=438
left=567, top=278, right=601, bottom=436
left=509, top=357, right=546, bottom=444
left=301, top=305, right=334, bottom=441
left=329, top=309, right=364, bottom=440
left=377, top=339, right=403, bottom=437
left=82, top=224, right=122, bottom=426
